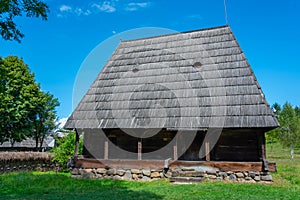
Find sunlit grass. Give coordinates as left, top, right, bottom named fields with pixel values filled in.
left=0, top=143, right=299, bottom=200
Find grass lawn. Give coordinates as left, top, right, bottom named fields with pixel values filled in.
left=0, top=143, right=299, bottom=200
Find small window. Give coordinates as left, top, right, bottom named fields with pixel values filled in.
left=193, top=61, right=202, bottom=68
left=132, top=68, right=139, bottom=73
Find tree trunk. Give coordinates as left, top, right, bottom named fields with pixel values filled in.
left=10, top=140, right=15, bottom=148
left=35, top=123, right=40, bottom=152
left=290, top=145, right=294, bottom=160
left=39, top=134, right=46, bottom=152
left=35, top=135, right=39, bottom=152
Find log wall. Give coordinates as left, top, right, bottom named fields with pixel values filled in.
left=80, top=128, right=269, bottom=164
left=211, top=129, right=262, bottom=161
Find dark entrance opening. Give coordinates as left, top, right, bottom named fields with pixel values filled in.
left=179, top=131, right=206, bottom=161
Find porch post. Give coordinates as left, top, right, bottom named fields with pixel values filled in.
left=173, top=144, right=178, bottom=160
left=258, top=132, right=268, bottom=171
left=138, top=140, right=142, bottom=160
left=205, top=141, right=210, bottom=161
left=104, top=140, right=108, bottom=160
left=74, top=129, right=80, bottom=156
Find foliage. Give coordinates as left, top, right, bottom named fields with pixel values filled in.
left=0, top=0, right=49, bottom=42
left=51, top=131, right=83, bottom=169
left=271, top=102, right=281, bottom=117
left=31, top=92, right=59, bottom=151
left=266, top=103, right=281, bottom=143
left=295, top=106, right=300, bottom=117
left=278, top=102, right=300, bottom=159
left=267, top=103, right=300, bottom=152
left=266, top=128, right=280, bottom=144
left=0, top=56, right=40, bottom=145
left=0, top=56, right=59, bottom=149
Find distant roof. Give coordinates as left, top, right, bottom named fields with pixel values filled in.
left=0, top=138, right=48, bottom=148
left=65, top=25, right=279, bottom=130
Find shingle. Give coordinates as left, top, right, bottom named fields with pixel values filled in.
left=64, top=26, right=279, bottom=129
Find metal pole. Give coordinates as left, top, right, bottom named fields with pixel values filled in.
left=224, top=0, right=229, bottom=25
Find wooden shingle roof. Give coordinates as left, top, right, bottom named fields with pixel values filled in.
left=0, top=138, right=48, bottom=148
left=65, top=25, right=278, bottom=130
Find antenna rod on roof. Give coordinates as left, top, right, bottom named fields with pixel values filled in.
left=224, top=0, right=229, bottom=25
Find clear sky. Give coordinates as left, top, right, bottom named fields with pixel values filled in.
left=1, top=0, right=299, bottom=119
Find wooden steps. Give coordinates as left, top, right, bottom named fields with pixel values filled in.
left=169, top=177, right=204, bottom=183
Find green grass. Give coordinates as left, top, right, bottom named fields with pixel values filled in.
left=0, top=143, right=299, bottom=200
left=267, top=142, right=300, bottom=186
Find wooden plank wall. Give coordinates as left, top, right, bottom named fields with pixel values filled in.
left=211, top=129, right=261, bottom=161
left=81, top=128, right=266, bottom=163
left=81, top=129, right=106, bottom=159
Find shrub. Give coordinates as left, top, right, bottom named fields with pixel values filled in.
left=51, top=131, right=83, bottom=169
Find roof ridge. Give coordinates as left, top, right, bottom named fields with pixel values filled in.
left=122, top=25, right=230, bottom=43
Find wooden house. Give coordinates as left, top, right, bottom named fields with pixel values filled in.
left=65, top=26, right=278, bottom=182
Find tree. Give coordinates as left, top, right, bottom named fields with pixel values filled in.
left=0, top=0, right=49, bottom=42
left=272, top=103, right=281, bottom=117
left=0, top=56, right=40, bottom=145
left=0, top=56, right=59, bottom=148
left=32, top=92, right=59, bottom=151
left=278, top=102, right=300, bottom=160
left=295, top=106, right=300, bottom=117
left=266, top=103, right=281, bottom=144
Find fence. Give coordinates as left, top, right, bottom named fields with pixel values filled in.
left=0, top=152, right=59, bottom=173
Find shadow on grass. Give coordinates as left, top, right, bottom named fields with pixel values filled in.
left=1, top=171, right=300, bottom=200
left=0, top=172, right=163, bottom=200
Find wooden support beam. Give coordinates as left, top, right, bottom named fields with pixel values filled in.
left=173, top=144, right=178, bottom=160
left=138, top=141, right=142, bottom=160
left=169, top=161, right=277, bottom=172
left=74, top=129, right=80, bottom=156
left=258, top=132, right=268, bottom=171
left=74, top=158, right=277, bottom=172
left=261, top=133, right=269, bottom=171
left=104, top=140, right=108, bottom=160
left=205, top=141, right=210, bottom=161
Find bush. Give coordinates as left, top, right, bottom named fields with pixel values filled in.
left=51, top=130, right=83, bottom=169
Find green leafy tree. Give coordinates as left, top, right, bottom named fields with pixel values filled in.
left=52, top=131, right=83, bottom=169
left=266, top=103, right=281, bottom=144
left=272, top=103, right=281, bottom=117
left=295, top=106, right=300, bottom=117
left=0, top=56, right=59, bottom=148
left=278, top=102, right=300, bottom=159
left=0, top=0, right=49, bottom=42
left=0, top=56, right=40, bottom=145
left=32, top=92, right=59, bottom=151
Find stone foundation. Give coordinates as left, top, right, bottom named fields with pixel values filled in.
left=70, top=166, right=273, bottom=183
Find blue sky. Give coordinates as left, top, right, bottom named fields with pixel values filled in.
left=1, top=0, right=299, bottom=119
